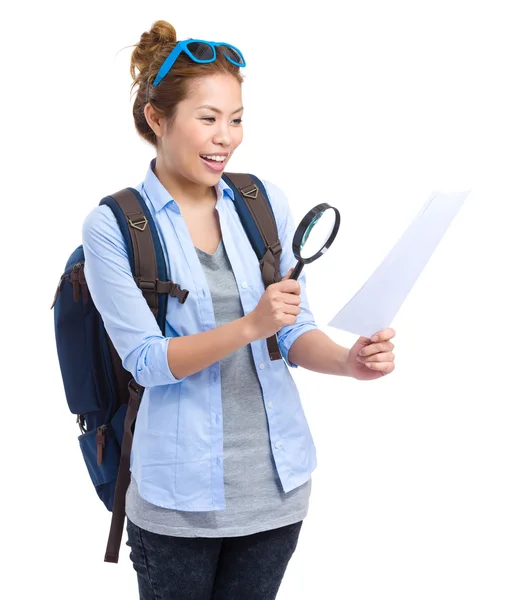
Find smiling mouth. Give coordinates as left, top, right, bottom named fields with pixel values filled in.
left=199, top=154, right=228, bottom=163
left=200, top=153, right=230, bottom=172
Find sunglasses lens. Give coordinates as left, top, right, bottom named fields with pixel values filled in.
left=187, top=42, right=215, bottom=61
left=222, top=46, right=244, bottom=65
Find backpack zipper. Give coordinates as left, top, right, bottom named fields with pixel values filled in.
left=96, top=424, right=107, bottom=466
left=76, top=414, right=87, bottom=434
left=51, top=262, right=90, bottom=307
left=50, top=273, right=68, bottom=309
left=70, top=263, right=82, bottom=302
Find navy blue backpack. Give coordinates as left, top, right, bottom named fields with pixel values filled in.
left=52, top=172, right=283, bottom=562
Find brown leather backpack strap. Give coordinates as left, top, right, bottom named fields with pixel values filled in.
left=106, top=334, right=130, bottom=406
left=103, top=189, right=162, bottom=563
left=101, top=189, right=154, bottom=563
left=104, top=379, right=142, bottom=563
left=223, top=173, right=283, bottom=361
left=110, top=189, right=159, bottom=315
left=110, top=189, right=189, bottom=307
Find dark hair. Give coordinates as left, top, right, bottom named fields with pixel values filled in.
left=129, top=20, right=244, bottom=147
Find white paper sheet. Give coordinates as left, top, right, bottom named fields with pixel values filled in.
left=327, top=190, right=470, bottom=338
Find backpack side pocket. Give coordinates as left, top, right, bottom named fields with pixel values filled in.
left=78, top=417, right=121, bottom=511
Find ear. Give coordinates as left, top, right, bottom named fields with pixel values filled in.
left=144, top=103, right=165, bottom=138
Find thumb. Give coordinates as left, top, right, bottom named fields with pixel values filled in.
left=351, top=336, right=372, bottom=354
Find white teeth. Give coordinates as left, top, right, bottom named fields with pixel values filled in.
left=201, top=155, right=226, bottom=162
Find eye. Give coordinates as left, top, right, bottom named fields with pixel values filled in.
left=232, top=118, right=243, bottom=125
left=200, top=117, right=216, bottom=123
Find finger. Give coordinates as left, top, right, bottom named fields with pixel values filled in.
left=279, top=292, right=301, bottom=306
left=282, top=304, right=301, bottom=316
left=370, top=328, right=396, bottom=343
left=357, top=351, right=394, bottom=364
left=276, top=279, right=301, bottom=294
left=364, top=361, right=395, bottom=375
left=358, top=341, right=394, bottom=357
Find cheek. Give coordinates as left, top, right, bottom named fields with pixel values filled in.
left=188, top=125, right=214, bottom=155
left=163, top=131, right=183, bottom=154
left=167, top=129, right=198, bottom=161
left=232, top=128, right=244, bottom=148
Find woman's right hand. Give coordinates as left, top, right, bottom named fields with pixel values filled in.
left=244, top=269, right=301, bottom=340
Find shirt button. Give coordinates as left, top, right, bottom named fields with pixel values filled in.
left=259, top=363, right=265, bottom=370
left=267, top=402, right=273, bottom=409
left=241, top=281, right=248, bottom=289
left=275, top=441, right=281, bottom=449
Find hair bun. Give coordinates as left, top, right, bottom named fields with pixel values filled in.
left=130, top=20, right=177, bottom=85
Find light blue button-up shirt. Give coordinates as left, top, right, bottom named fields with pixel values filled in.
left=82, top=159, right=318, bottom=511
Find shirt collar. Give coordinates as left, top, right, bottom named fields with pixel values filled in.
left=143, top=158, right=234, bottom=213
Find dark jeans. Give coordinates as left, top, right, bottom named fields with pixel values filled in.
left=126, top=518, right=303, bottom=600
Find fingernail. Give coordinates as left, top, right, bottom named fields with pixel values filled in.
left=356, top=356, right=362, bottom=362
left=366, top=363, right=372, bottom=368
left=371, top=335, right=378, bottom=342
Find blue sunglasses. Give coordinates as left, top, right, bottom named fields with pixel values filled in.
left=153, top=38, right=246, bottom=87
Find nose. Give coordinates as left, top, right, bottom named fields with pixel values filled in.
left=212, top=123, right=231, bottom=148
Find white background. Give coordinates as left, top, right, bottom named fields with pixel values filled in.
left=2, top=0, right=530, bottom=598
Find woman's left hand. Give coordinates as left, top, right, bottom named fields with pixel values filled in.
left=346, top=328, right=396, bottom=380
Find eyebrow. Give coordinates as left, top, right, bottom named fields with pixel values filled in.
left=196, top=104, right=244, bottom=115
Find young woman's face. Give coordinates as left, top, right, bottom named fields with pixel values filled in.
left=160, top=73, right=244, bottom=188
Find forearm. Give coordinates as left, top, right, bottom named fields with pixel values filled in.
left=288, top=329, right=350, bottom=376
left=167, top=316, right=255, bottom=380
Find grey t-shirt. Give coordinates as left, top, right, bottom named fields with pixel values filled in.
left=125, top=239, right=311, bottom=537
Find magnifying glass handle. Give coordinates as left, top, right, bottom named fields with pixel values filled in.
left=289, top=261, right=304, bottom=280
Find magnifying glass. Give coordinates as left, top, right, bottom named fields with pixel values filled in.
left=290, top=203, right=341, bottom=280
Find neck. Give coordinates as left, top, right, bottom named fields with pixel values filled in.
left=154, top=156, right=217, bottom=208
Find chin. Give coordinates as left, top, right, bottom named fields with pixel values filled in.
left=196, top=167, right=225, bottom=187
left=200, top=172, right=223, bottom=187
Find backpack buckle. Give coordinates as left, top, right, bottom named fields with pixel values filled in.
left=241, top=184, right=259, bottom=199
left=129, top=216, right=148, bottom=231
left=169, top=283, right=189, bottom=304
left=267, top=240, right=282, bottom=256
left=136, top=278, right=156, bottom=291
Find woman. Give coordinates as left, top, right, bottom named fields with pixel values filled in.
left=82, top=19, right=397, bottom=600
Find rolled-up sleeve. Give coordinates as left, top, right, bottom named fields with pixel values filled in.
left=263, top=180, right=319, bottom=368
left=82, top=205, right=184, bottom=388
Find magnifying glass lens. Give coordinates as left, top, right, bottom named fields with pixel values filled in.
left=289, top=202, right=340, bottom=281
left=299, top=208, right=337, bottom=260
